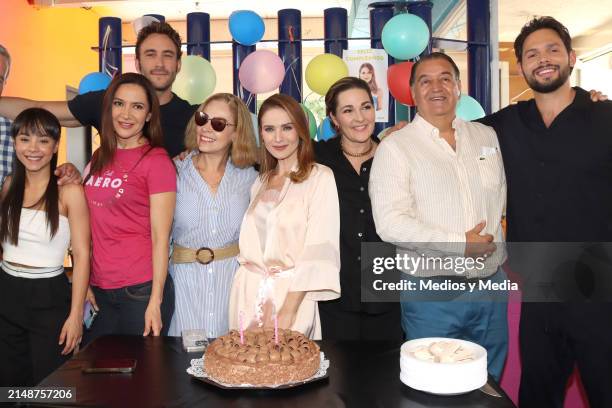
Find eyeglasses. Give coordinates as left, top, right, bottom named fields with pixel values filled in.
left=194, top=111, right=235, bottom=132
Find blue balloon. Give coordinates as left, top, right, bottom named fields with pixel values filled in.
left=381, top=14, right=430, bottom=60
left=229, top=10, right=265, bottom=46
left=78, top=72, right=112, bottom=95
left=456, top=95, right=486, bottom=121
left=317, top=117, right=336, bottom=141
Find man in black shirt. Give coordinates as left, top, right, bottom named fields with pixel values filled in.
left=0, top=22, right=196, bottom=158
left=479, top=17, right=612, bottom=408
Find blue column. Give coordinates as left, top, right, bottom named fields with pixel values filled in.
left=324, top=8, right=347, bottom=57
left=187, top=12, right=210, bottom=59
left=467, top=0, right=491, bottom=114
left=98, top=17, right=122, bottom=75
left=145, top=14, right=165, bottom=23
left=369, top=3, right=395, bottom=131
left=278, top=9, right=302, bottom=102
left=233, top=42, right=257, bottom=113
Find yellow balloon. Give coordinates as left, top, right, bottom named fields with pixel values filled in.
left=305, top=54, right=349, bottom=95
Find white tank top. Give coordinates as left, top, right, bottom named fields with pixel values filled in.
left=2, top=208, right=70, bottom=268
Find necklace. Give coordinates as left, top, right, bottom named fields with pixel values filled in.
left=341, top=139, right=374, bottom=158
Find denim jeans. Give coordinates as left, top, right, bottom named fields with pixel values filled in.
left=83, top=275, right=175, bottom=345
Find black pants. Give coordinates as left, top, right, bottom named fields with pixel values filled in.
left=83, top=275, right=175, bottom=345
left=519, top=302, right=612, bottom=408
left=319, top=299, right=403, bottom=341
left=0, top=272, right=71, bottom=386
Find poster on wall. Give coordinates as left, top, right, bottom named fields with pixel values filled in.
left=343, top=49, right=389, bottom=122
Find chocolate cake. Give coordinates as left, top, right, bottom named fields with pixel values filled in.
left=204, top=328, right=320, bottom=386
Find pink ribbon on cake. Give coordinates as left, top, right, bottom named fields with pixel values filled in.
left=243, top=262, right=294, bottom=327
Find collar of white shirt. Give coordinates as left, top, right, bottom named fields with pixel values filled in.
left=412, top=113, right=465, bottom=140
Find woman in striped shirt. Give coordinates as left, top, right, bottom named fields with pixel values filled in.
left=169, top=93, right=258, bottom=339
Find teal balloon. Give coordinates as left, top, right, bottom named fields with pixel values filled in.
left=300, top=104, right=317, bottom=139
left=317, top=117, right=336, bottom=141
left=456, top=95, right=486, bottom=121
left=381, top=14, right=430, bottom=60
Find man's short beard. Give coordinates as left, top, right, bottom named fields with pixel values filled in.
left=155, top=83, right=172, bottom=93
left=525, top=64, right=572, bottom=94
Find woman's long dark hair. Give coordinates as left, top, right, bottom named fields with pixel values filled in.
left=0, top=108, right=61, bottom=245
left=89, top=72, right=163, bottom=177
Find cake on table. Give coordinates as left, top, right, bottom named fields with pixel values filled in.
left=204, top=328, right=320, bottom=386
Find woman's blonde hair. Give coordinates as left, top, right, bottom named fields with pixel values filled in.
left=184, top=93, right=258, bottom=168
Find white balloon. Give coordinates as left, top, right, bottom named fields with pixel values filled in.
left=250, top=112, right=260, bottom=147
left=132, top=15, right=159, bottom=36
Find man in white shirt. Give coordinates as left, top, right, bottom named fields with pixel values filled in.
left=369, top=52, right=508, bottom=380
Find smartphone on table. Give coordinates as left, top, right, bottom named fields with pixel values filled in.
left=82, top=358, right=137, bottom=374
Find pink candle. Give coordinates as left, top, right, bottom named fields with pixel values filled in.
left=239, top=311, right=244, bottom=345
left=274, top=314, right=278, bottom=344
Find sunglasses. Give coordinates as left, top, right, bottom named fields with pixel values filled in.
left=194, top=111, right=235, bottom=132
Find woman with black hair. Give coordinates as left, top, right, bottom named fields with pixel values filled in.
left=0, top=108, right=90, bottom=386
left=316, top=77, right=402, bottom=340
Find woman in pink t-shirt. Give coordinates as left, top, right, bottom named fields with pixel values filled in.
left=83, top=73, right=176, bottom=342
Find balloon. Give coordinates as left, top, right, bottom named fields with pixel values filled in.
left=229, top=10, right=265, bottom=46
left=381, top=14, right=430, bottom=60
left=300, top=104, right=317, bottom=139
left=132, top=15, right=159, bottom=36
left=238, top=50, right=285, bottom=94
left=456, top=94, right=486, bottom=121
left=317, top=117, right=336, bottom=141
left=250, top=112, right=260, bottom=147
left=305, top=54, right=348, bottom=96
left=387, top=61, right=415, bottom=106
left=78, top=72, right=112, bottom=95
left=172, top=55, right=216, bottom=105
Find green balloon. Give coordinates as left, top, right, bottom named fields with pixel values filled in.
left=172, top=55, right=216, bottom=105
left=300, top=103, right=317, bottom=139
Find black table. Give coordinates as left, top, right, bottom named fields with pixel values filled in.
left=36, top=335, right=515, bottom=408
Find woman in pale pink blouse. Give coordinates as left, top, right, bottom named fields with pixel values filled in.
left=229, top=94, right=340, bottom=340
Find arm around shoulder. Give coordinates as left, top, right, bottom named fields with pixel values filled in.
left=0, top=97, right=81, bottom=127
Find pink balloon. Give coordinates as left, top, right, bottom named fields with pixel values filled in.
left=238, top=50, right=285, bottom=94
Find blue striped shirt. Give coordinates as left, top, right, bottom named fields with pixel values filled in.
left=168, top=152, right=257, bottom=338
